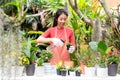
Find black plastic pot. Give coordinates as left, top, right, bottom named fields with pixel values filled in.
left=61, top=70, right=67, bottom=76
left=56, top=69, right=61, bottom=75
left=66, top=45, right=70, bottom=50
left=108, top=64, right=118, bottom=76
left=26, top=64, right=35, bottom=76
left=75, top=71, right=81, bottom=76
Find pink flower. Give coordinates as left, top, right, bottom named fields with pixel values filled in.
left=32, top=61, right=35, bottom=64
left=109, top=51, right=113, bottom=55
left=117, top=51, right=120, bottom=55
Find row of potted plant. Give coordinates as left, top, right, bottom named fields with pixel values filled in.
left=56, top=61, right=82, bottom=76
left=79, top=41, right=120, bottom=77
left=18, top=37, right=77, bottom=76
left=18, top=37, right=120, bottom=77
left=18, top=37, right=53, bottom=76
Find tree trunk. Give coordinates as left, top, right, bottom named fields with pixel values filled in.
left=91, top=19, right=102, bottom=41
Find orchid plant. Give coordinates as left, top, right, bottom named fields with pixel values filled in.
left=107, top=47, right=120, bottom=64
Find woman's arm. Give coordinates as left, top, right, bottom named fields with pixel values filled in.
left=36, top=36, right=52, bottom=43
left=37, top=36, right=64, bottom=46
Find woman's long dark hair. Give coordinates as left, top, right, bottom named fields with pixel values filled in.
left=53, top=9, right=68, bottom=27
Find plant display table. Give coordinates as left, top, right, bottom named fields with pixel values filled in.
left=0, top=74, right=120, bottom=80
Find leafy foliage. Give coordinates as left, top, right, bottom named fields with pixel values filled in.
left=80, top=47, right=97, bottom=67
left=56, top=60, right=63, bottom=70
left=75, top=66, right=82, bottom=72
left=89, top=41, right=112, bottom=67
left=22, top=38, right=38, bottom=65
left=68, top=67, right=75, bottom=71
left=36, top=50, right=53, bottom=66
left=107, top=48, right=120, bottom=64
left=44, top=0, right=65, bottom=15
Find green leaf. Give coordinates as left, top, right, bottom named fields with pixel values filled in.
left=29, top=53, right=35, bottom=64
left=98, top=41, right=107, bottom=55
left=24, top=38, right=31, bottom=58
left=28, top=31, right=43, bottom=35
left=106, top=46, right=113, bottom=54
left=89, top=41, right=98, bottom=51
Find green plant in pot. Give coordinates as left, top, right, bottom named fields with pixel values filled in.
left=36, top=50, right=53, bottom=66
left=56, top=60, right=63, bottom=75
left=68, top=66, right=75, bottom=76
left=75, top=66, right=82, bottom=76
left=68, top=67, right=75, bottom=71
left=88, top=41, right=99, bottom=67
left=56, top=60, right=67, bottom=76
left=80, top=47, right=97, bottom=67
left=36, top=58, right=44, bottom=66
left=22, top=38, right=36, bottom=65
left=35, top=49, right=52, bottom=76
left=22, top=38, right=36, bottom=76
left=89, top=41, right=112, bottom=68
left=60, top=65, right=67, bottom=76
left=97, top=41, right=109, bottom=68
left=80, top=43, right=97, bottom=76
left=107, top=47, right=120, bottom=76
left=66, top=42, right=72, bottom=50
left=107, top=47, right=120, bottom=64
left=60, top=40, right=72, bottom=50
left=89, top=41, right=111, bottom=77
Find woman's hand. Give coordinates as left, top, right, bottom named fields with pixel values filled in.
left=68, top=46, right=75, bottom=53
left=51, top=38, right=64, bottom=46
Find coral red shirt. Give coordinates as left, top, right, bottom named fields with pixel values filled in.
left=42, top=27, right=75, bottom=46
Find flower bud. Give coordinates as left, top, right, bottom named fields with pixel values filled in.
left=109, top=51, right=113, bottom=55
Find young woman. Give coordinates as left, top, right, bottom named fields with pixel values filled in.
left=37, top=9, right=75, bottom=65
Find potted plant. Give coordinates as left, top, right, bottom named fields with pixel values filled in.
left=75, top=66, right=82, bottom=76
left=56, top=61, right=63, bottom=75
left=68, top=67, right=75, bottom=76
left=97, top=41, right=109, bottom=68
left=35, top=58, right=44, bottom=76
left=22, top=38, right=36, bottom=76
left=60, top=65, right=67, bottom=76
left=36, top=49, right=53, bottom=66
left=39, top=50, right=53, bottom=74
left=59, top=40, right=72, bottom=50
left=107, top=47, right=120, bottom=76
left=66, top=42, right=72, bottom=50
left=39, top=50, right=53, bottom=63
left=36, top=50, right=53, bottom=75
left=9, top=51, right=25, bottom=77
left=90, top=41, right=110, bottom=77
left=80, top=45, right=97, bottom=77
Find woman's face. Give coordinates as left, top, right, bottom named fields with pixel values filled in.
left=57, top=13, right=68, bottom=28
left=32, top=22, right=38, bottom=31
